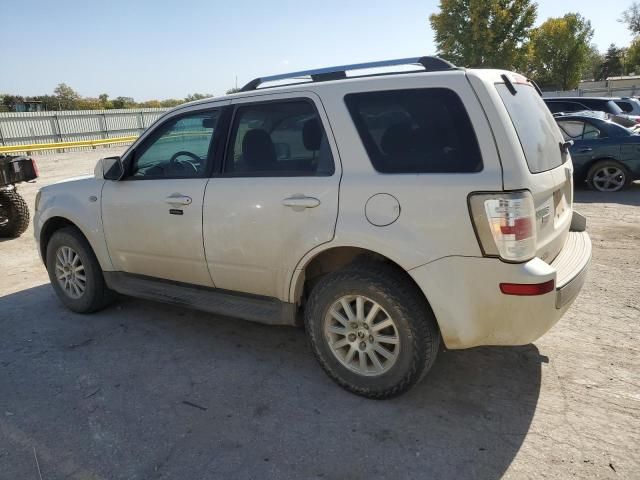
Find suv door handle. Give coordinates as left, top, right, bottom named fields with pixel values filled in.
left=282, top=195, right=321, bottom=209
left=165, top=193, right=192, bottom=205
left=578, top=147, right=593, bottom=153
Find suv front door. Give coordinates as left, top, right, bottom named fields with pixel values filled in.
left=202, top=93, right=341, bottom=300
left=102, top=105, right=228, bottom=286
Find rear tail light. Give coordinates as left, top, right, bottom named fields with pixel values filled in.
left=469, top=191, right=537, bottom=262
left=31, top=157, right=40, bottom=178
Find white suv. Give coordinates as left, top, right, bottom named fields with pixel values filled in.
left=34, top=57, right=591, bottom=398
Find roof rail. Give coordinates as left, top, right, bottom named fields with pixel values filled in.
left=240, top=56, right=456, bottom=92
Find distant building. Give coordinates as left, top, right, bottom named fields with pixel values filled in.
left=14, top=101, right=44, bottom=112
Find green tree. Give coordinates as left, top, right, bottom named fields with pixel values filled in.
left=526, top=13, right=594, bottom=90
left=159, top=99, right=183, bottom=108
left=139, top=100, right=162, bottom=108
left=582, top=45, right=604, bottom=81
left=429, top=0, right=537, bottom=69
left=111, top=96, right=136, bottom=109
left=1, top=94, right=25, bottom=111
left=626, top=37, right=640, bottom=74
left=621, top=2, right=640, bottom=35
left=226, top=87, right=241, bottom=94
left=53, top=83, right=79, bottom=110
left=184, top=93, right=213, bottom=102
left=600, top=44, right=625, bottom=79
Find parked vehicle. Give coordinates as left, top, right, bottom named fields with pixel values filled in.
left=614, top=97, right=640, bottom=116
left=554, top=111, right=640, bottom=192
left=34, top=57, right=591, bottom=398
left=544, top=97, right=640, bottom=128
left=0, top=155, right=38, bottom=237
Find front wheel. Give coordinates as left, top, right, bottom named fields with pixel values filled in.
left=45, top=227, right=114, bottom=313
left=305, top=263, right=441, bottom=399
left=586, top=160, right=632, bottom=192
left=0, top=188, right=30, bottom=238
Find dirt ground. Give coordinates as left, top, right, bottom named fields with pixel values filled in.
left=0, top=147, right=638, bottom=480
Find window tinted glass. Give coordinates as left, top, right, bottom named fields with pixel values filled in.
left=225, top=100, right=334, bottom=176
left=345, top=89, right=482, bottom=173
left=616, top=100, right=633, bottom=113
left=132, top=111, right=218, bottom=178
left=497, top=84, right=564, bottom=173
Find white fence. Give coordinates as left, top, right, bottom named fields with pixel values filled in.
left=0, top=108, right=169, bottom=153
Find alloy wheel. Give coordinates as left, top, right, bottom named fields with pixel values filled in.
left=324, top=295, right=400, bottom=376
left=592, top=166, right=626, bottom=192
left=55, top=246, right=87, bottom=299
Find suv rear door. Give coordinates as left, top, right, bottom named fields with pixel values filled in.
left=202, top=92, right=341, bottom=300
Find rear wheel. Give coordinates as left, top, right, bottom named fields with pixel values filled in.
left=45, top=227, right=114, bottom=313
left=305, top=262, right=440, bottom=399
left=0, top=188, right=29, bottom=238
left=586, top=160, right=631, bottom=192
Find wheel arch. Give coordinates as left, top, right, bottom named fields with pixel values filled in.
left=39, top=216, right=99, bottom=267
left=290, top=245, right=437, bottom=323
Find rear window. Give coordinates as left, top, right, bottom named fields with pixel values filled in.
left=497, top=84, right=564, bottom=173
left=345, top=88, right=483, bottom=173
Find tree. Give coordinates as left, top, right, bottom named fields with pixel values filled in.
left=184, top=93, right=213, bottom=102
left=75, top=98, right=103, bottom=110
left=582, top=45, right=605, bottom=81
left=111, top=96, right=136, bottom=109
left=621, top=2, right=640, bottom=35
left=525, top=13, right=594, bottom=90
left=429, top=0, right=537, bottom=69
left=1, top=94, right=24, bottom=111
left=53, top=83, right=79, bottom=110
left=600, top=44, right=625, bottom=79
left=626, top=37, right=640, bottom=74
left=159, top=99, right=183, bottom=108
left=226, top=87, right=241, bottom=95
left=139, top=100, right=162, bottom=108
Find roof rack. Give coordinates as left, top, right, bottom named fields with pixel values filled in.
left=240, top=56, right=456, bottom=92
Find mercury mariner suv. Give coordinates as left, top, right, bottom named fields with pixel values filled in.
left=34, top=57, right=591, bottom=398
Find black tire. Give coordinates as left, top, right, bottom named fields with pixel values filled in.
left=0, top=189, right=30, bottom=238
left=586, top=160, right=632, bottom=192
left=305, top=262, right=441, bottom=399
left=45, top=227, right=114, bottom=313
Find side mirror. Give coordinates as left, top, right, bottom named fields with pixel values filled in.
left=102, top=156, right=124, bottom=180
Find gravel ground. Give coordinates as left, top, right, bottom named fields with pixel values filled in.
left=0, top=147, right=638, bottom=480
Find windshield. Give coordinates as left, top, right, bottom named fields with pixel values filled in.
left=496, top=83, right=565, bottom=173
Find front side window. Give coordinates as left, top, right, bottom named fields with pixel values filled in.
left=130, top=110, right=219, bottom=178
left=224, top=100, right=334, bottom=176
left=344, top=88, right=483, bottom=173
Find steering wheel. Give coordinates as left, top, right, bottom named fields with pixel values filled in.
left=169, top=151, right=200, bottom=174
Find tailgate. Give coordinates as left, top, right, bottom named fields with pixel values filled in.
left=494, top=80, right=572, bottom=263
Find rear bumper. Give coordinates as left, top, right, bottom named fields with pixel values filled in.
left=409, top=229, right=591, bottom=349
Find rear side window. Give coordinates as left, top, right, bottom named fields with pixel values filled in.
left=615, top=100, right=633, bottom=113
left=497, top=84, right=564, bottom=173
left=344, top=88, right=482, bottom=173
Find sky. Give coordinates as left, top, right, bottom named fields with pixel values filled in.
left=1, top=0, right=634, bottom=101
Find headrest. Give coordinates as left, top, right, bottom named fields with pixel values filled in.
left=303, top=118, right=322, bottom=151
